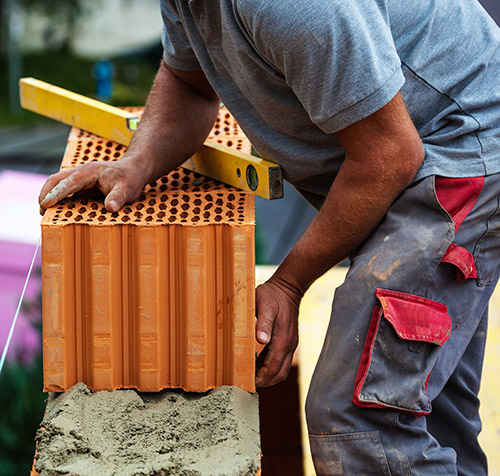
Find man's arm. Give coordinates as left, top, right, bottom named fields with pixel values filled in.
left=39, top=60, right=219, bottom=212
left=255, top=92, right=425, bottom=388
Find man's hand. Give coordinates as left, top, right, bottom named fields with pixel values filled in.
left=255, top=277, right=302, bottom=388
left=39, top=157, right=150, bottom=213
left=39, top=60, right=219, bottom=214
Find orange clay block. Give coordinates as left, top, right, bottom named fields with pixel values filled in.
left=42, top=108, right=256, bottom=393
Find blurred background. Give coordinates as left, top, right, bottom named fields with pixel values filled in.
left=0, top=0, right=499, bottom=474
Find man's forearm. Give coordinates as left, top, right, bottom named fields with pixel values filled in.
left=271, top=93, right=425, bottom=297
left=123, top=60, right=220, bottom=184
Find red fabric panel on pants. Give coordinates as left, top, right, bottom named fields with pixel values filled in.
left=435, top=176, right=484, bottom=280
left=435, top=176, right=484, bottom=233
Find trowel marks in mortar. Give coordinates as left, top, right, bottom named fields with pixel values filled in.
left=34, top=382, right=261, bottom=476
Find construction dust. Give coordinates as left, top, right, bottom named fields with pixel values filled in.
left=34, top=382, right=260, bottom=476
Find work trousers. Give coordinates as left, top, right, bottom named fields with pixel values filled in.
left=306, top=173, right=500, bottom=476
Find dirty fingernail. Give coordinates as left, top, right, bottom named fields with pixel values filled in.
left=107, top=199, right=119, bottom=212
left=257, top=331, right=269, bottom=344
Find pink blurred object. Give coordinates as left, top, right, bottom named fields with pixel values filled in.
left=0, top=170, right=47, bottom=364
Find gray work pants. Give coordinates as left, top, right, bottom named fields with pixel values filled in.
left=306, top=173, right=500, bottom=476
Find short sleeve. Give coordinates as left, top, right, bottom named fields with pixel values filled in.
left=238, top=0, right=405, bottom=133
left=161, top=0, right=201, bottom=71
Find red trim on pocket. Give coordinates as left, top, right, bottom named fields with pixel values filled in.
left=375, top=289, right=451, bottom=345
left=352, top=290, right=451, bottom=416
left=353, top=306, right=383, bottom=409
left=435, top=176, right=484, bottom=233
left=441, top=243, right=478, bottom=281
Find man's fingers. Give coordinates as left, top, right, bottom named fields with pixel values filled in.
left=39, top=169, right=75, bottom=206
left=255, top=285, right=278, bottom=345
left=256, top=350, right=293, bottom=388
left=39, top=171, right=98, bottom=210
left=104, top=181, right=138, bottom=212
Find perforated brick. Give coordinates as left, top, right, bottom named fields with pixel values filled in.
left=42, top=108, right=256, bottom=393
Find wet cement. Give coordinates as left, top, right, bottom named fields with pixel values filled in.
left=34, top=383, right=260, bottom=476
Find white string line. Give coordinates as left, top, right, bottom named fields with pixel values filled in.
left=0, top=236, right=41, bottom=376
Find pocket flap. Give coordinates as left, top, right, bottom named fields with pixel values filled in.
left=441, top=243, right=478, bottom=281
left=375, top=289, right=451, bottom=345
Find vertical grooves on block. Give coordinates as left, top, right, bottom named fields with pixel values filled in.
left=214, top=225, right=224, bottom=387
left=112, top=227, right=124, bottom=389
left=222, top=226, right=236, bottom=386
left=64, top=226, right=77, bottom=388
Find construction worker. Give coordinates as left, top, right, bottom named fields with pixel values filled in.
left=39, top=0, right=500, bottom=474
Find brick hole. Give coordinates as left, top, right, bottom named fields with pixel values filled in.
left=103, top=156, right=110, bottom=161
left=181, top=195, right=190, bottom=202
left=214, top=130, right=220, bottom=136
left=159, top=203, right=167, bottom=210
left=227, top=203, right=235, bottom=210
left=193, top=207, right=201, bottom=214
left=191, top=216, right=200, bottom=223
left=65, top=211, right=73, bottom=217
left=104, top=148, right=111, bottom=154
left=150, top=192, right=157, bottom=197
left=157, top=211, right=166, bottom=218
left=113, top=152, right=121, bottom=158
left=214, top=215, right=222, bottom=222
left=194, top=199, right=202, bottom=206
left=134, top=211, right=142, bottom=218
left=148, top=199, right=156, bottom=206
left=81, top=199, right=89, bottom=205
left=90, top=203, right=99, bottom=210
left=215, top=207, right=223, bottom=214
left=57, top=206, right=64, bottom=210
left=172, top=172, right=180, bottom=179
left=86, top=141, right=93, bottom=147
left=116, top=145, right=123, bottom=151
left=61, top=219, right=68, bottom=222
left=106, top=141, right=113, bottom=147
left=226, top=211, right=234, bottom=218
left=203, top=211, right=210, bottom=219
left=83, top=155, right=89, bottom=161
left=167, top=216, right=175, bottom=222
left=182, top=176, right=190, bottom=183
left=78, top=207, right=86, bottom=214
left=96, top=145, right=102, bottom=151
left=109, top=219, right=116, bottom=222
left=121, top=216, right=130, bottom=222
left=161, top=177, right=168, bottom=183
left=146, top=207, right=154, bottom=214
left=225, top=113, right=231, bottom=119
left=160, top=195, right=168, bottom=202
left=180, top=211, right=188, bottom=219
left=216, top=198, right=223, bottom=206
left=88, top=211, right=97, bottom=218
left=111, top=212, right=119, bottom=218
left=75, top=216, right=83, bottom=222
left=181, top=204, right=189, bottom=211
left=171, top=181, right=179, bottom=188
left=202, top=183, right=211, bottom=190
left=136, top=203, right=145, bottom=210
left=145, top=216, right=153, bottom=222
left=121, top=207, right=131, bottom=214
left=149, top=180, right=158, bottom=188
left=228, top=193, right=235, bottom=201
left=159, top=184, right=167, bottom=192
left=170, top=208, right=178, bottom=214
left=139, top=193, right=147, bottom=201
left=206, top=194, right=213, bottom=202
left=227, top=140, right=233, bottom=147
left=97, top=140, right=103, bottom=144
left=171, top=199, right=179, bottom=206
left=204, top=203, right=213, bottom=210
left=100, top=207, right=107, bottom=213
left=93, top=152, right=101, bottom=159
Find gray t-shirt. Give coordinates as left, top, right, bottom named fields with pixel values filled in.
left=161, top=0, right=500, bottom=208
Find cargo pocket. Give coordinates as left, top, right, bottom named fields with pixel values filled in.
left=309, top=431, right=391, bottom=476
left=353, top=288, right=451, bottom=416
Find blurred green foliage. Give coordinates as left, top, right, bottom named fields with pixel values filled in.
left=0, top=353, right=45, bottom=476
